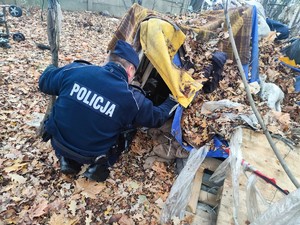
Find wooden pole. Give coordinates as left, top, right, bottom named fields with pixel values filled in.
left=38, top=0, right=60, bottom=136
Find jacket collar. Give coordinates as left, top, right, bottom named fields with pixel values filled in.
left=104, top=62, right=128, bottom=81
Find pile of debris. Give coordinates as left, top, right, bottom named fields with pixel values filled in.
left=165, top=11, right=300, bottom=149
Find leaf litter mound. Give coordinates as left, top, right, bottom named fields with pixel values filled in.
left=1, top=7, right=300, bottom=225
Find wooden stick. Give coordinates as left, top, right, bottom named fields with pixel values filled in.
left=187, top=167, right=204, bottom=213
left=198, top=190, right=218, bottom=207
left=38, top=0, right=60, bottom=136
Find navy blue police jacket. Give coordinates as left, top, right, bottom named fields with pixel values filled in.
left=39, top=61, right=177, bottom=163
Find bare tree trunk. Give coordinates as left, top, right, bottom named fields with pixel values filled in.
left=38, top=0, right=60, bottom=136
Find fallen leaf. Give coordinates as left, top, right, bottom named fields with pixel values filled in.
left=171, top=216, right=181, bottom=225
left=129, top=181, right=139, bottom=190
left=108, top=214, right=122, bottom=223
left=74, top=178, right=106, bottom=199
left=104, top=206, right=112, bottom=216
left=29, top=199, right=49, bottom=220
left=4, top=162, right=27, bottom=173
left=48, top=213, right=79, bottom=225
left=151, top=162, right=169, bottom=178
left=85, top=210, right=92, bottom=225
left=155, top=198, right=164, bottom=209
left=118, top=214, right=134, bottom=225
left=8, top=173, right=27, bottom=184
left=68, top=200, right=77, bottom=217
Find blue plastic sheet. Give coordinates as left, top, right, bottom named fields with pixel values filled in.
left=171, top=105, right=192, bottom=151
left=243, top=5, right=259, bottom=83
left=295, top=76, right=300, bottom=93
left=173, top=51, right=181, bottom=66
left=171, top=105, right=229, bottom=158
left=171, top=52, right=229, bottom=158
left=266, top=18, right=289, bottom=40
left=280, top=61, right=300, bottom=73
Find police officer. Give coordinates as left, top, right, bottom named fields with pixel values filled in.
left=39, top=40, right=177, bottom=182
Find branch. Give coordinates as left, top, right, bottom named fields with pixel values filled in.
left=37, top=0, right=61, bottom=136
left=223, top=0, right=299, bottom=188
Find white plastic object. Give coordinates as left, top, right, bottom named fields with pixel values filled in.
left=209, top=127, right=243, bottom=225
left=209, top=156, right=231, bottom=184
left=259, top=74, right=284, bottom=112
left=201, top=100, right=259, bottom=129
left=250, top=188, right=300, bottom=225
left=245, top=0, right=266, bottom=18
left=201, top=99, right=242, bottom=114
left=246, top=174, right=269, bottom=222
left=160, top=145, right=209, bottom=223
left=257, top=15, right=271, bottom=39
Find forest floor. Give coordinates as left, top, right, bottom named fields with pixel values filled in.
left=0, top=8, right=176, bottom=225
left=1, top=5, right=300, bottom=225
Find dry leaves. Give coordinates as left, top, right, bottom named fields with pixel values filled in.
left=74, top=178, right=106, bottom=199
left=48, top=213, right=79, bottom=225
left=2, top=6, right=299, bottom=225
left=0, top=8, right=175, bottom=224
left=28, top=198, right=49, bottom=220
left=175, top=13, right=299, bottom=148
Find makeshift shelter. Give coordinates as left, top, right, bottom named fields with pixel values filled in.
left=108, top=3, right=300, bottom=224
left=108, top=3, right=262, bottom=156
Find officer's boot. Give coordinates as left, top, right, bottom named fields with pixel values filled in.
left=59, top=156, right=82, bottom=175
left=83, top=156, right=110, bottom=182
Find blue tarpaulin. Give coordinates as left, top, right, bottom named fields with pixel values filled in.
left=266, top=18, right=289, bottom=40
left=243, top=5, right=259, bottom=83
left=171, top=104, right=229, bottom=158
left=296, top=76, right=300, bottom=92
left=170, top=6, right=260, bottom=158
left=172, top=52, right=229, bottom=158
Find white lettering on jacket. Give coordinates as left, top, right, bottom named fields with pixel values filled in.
left=69, top=82, right=117, bottom=117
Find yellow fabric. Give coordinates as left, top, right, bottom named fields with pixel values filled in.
left=279, top=56, right=297, bottom=67
left=140, top=18, right=203, bottom=108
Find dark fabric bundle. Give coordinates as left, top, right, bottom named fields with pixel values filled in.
left=202, top=51, right=228, bottom=93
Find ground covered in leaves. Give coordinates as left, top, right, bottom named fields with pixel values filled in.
left=1, top=6, right=300, bottom=225
left=0, top=8, right=176, bottom=225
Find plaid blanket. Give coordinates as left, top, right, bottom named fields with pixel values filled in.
left=107, top=3, right=156, bottom=51
left=107, top=4, right=254, bottom=107
left=224, top=7, right=253, bottom=64
left=179, top=7, right=253, bottom=64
